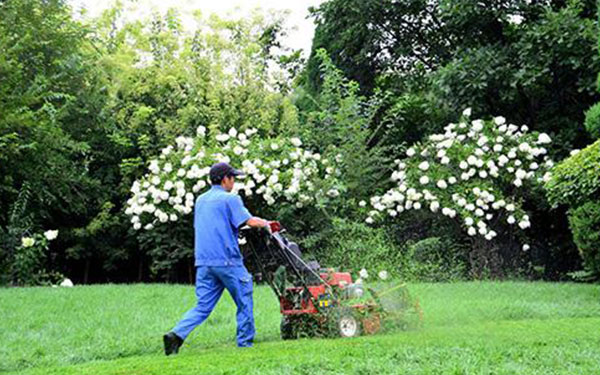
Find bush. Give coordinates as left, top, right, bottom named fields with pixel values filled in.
left=300, top=218, right=468, bottom=282
left=545, top=139, right=600, bottom=208
left=568, top=201, right=600, bottom=278
left=301, top=217, right=403, bottom=277
left=584, top=102, right=600, bottom=140
left=10, top=232, right=63, bottom=286
left=399, top=237, right=468, bottom=282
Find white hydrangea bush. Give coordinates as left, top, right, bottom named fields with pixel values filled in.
left=366, top=109, right=554, bottom=247
left=125, top=126, right=343, bottom=230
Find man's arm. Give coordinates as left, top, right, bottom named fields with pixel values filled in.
left=228, top=195, right=270, bottom=229
left=246, top=217, right=270, bottom=228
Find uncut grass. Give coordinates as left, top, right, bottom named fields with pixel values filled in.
left=1, top=281, right=599, bottom=373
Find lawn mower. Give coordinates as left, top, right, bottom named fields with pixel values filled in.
left=241, top=222, right=422, bottom=339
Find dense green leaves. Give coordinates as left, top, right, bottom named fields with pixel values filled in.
left=546, top=140, right=600, bottom=208
left=568, top=201, right=600, bottom=278
left=1, top=0, right=598, bottom=284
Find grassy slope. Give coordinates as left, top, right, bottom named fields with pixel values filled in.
left=1, top=282, right=599, bottom=374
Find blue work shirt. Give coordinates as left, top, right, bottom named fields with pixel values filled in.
left=194, top=185, right=252, bottom=267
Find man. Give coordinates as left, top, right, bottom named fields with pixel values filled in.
left=163, top=162, right=271, bottom=355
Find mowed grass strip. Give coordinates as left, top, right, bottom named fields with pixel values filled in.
left=1, top=281, right=599, bottom=374
left=15, top=317, right=600, bottom=375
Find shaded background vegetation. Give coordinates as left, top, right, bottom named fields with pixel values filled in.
left=1, top=0, right=600, bottom=285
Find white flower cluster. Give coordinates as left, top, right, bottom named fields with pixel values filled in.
left=20, top=230, right=59, bottom=248
left=367, top=109, right=553, bottom=242
left=126, top=127, right=341, bottom=230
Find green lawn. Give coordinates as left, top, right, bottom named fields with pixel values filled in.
left=1, top=282, right=599, bottom=374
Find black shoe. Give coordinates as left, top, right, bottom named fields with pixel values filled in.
left=163, top=332, right=183, bottom=356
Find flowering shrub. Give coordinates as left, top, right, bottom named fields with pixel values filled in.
left=12, top=230, right=61, bottom=286
left=366, top=109, right=553, bottom=248
left=125, top=127, right=343, bottom=230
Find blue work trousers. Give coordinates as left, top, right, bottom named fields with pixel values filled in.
left=172, top=265, right=255, bottom=347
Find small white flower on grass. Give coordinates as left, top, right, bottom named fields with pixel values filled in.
left=378, top=271, right=389, bottom=280
left=60, top=278, right=74, bottom=287
left=462, top=108, right=472, bottom=117
left=359, top=200, right=367, bottom=207
left=418, top=161, right=429, bottom=171
left=522, top=244, right=530, bottom=251
left=420, top=176, right=429, bottom=185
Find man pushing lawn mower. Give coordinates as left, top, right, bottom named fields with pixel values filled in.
left=163, top=162, right=271, bottom=355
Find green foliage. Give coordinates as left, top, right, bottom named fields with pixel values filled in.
left=545, top=139, right=600, bottom=208
left=568, top=201, right=600, bottom=278
left=374, top=92, right=447, bottom=161
left=1, top=0, right=598, bottom=283
left=584, top=102, right=600, bottom=139
left=400, top=237, right=468, bottom=282
left=11, top=234, right=63, bottom=286
left=296, top=49, right=388, bottom=212
left=0, top=0, right=106, bottom=224
left=308, top=0, right=599, bottom=158
left=0, top=183, right=33, bottom=285
left=431, top=1, right=598, bottom=158
left=301, top=217, right=467, bottom=282
left=301, top=217, right=402, bottom=275
left=301, top=0, right=598, bottom=281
